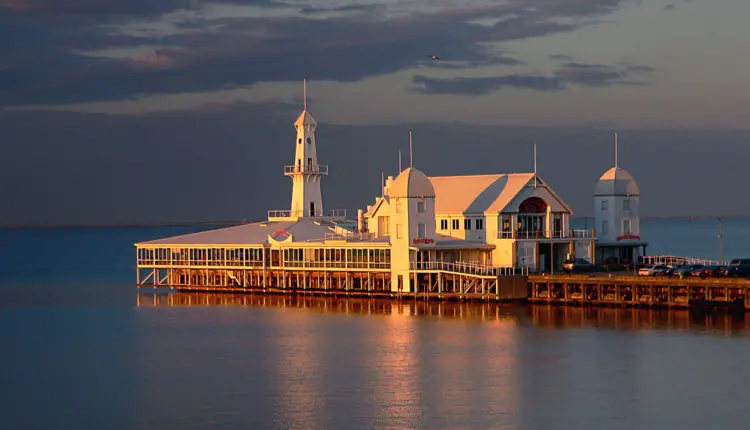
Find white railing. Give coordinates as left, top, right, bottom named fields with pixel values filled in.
left=324, top=231, right=375, bottom=241
left=497, top=229, right=595, bottom=239
left=571, top=229, right=595, bottom=238
left=414, top=261, right=528, bottom=276
left=641, top=255, right=724, bottom=266
left=268, top=208, right=347, bottom=219
left=268, top=209, right=302, bottom=219
left=327, top=208, right=347, bottom=217
left=283, top=165, right=329, bottom=175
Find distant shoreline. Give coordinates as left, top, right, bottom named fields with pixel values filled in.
left=0, top=215, right=747, bottom=230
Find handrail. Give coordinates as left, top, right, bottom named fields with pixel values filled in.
left=641, top=255, right=724, bottom=266
left=327, top=209, right=347, bottom=217
left=324, top=231, right=375, bottom=241
left=283, top=165, right=329, bottom=175
left=414, top=261, right=528, bottom=276
left=497, top=229, right=595, bottom=239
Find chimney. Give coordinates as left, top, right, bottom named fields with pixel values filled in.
left=357, top=209, right=365, bottom=232
left=384, top=176, right=395, bottom=195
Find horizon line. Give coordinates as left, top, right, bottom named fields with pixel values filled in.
left=0, top=215, right=745, bottom=230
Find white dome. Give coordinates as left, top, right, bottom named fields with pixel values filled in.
left=595, top=167, right=640, bottom=197
left=388, top=167, right=435, bottom=198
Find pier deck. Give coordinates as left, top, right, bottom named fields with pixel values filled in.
left=136, top=262, right=750, bottom=310
left=529, top=274, right=750, bottom=309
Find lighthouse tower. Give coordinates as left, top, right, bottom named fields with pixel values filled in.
left=285, top=79, right=327, bottom=218
left=594, top=133, right=644, bottom=265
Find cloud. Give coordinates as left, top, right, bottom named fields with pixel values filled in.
left=549, top=54, right=574, bottom=62
left=0, top=0, right=631, bottom=107
left=412, top=74, right=563, bottom=95
left=410, top=61, right=655, bottom=95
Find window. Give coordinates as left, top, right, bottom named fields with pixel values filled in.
left=601, top=200, right=608, bottom=211
left=307, top=137, right=311, bottom=144
left=395, top=200, right=403, bottom=213
left=307, top=158, right=312, bottom=170
left=417, top=223, right=426, bottom=238
left=379, top=216, right=390, bottom=235
left=416, top=200, right=425, bottom=213
left=298, top=138, right=302, bottom=144
left=452, top=219, right=459, bottom=230
left=464, top=218, right=472, bottom=230
left=623, top=199, right=630, bottom=211
left=396, top=224, right=402, bottom=239
left=440, top=219, right=448, bottom=230
left=623, top=219, right=631, bottom=234
left=602, top=220, right=609, bottom=235
left=475, top=219, right=484, bottom=230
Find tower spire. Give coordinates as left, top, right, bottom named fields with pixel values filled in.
left=533, top=141, right=538, bottom=188
left=409, top=128, right=413, bottom=168
left=614, top=132, right=618, bottom=168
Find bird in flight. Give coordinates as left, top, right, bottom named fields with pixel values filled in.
left=429, top=55, right=440, bottom=62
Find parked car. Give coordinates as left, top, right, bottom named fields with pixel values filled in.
left=639, top=264, right=670, bottom=276
left=673, top=264, right=703, bottom=278
left=691, top=265, right=722, bottom=278
left=721, top=258, right=750, bottom=277
left=562, top=258, right=595, bottom=273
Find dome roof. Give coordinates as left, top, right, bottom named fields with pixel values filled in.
left=388, top=167, right=435, bottom=198
left=595, top=167, right=640, bottom=196
left=294, top=109, right=317, bottom=127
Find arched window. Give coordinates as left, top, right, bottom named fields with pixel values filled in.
left=519, top=197, right=547, bottom=213
left=307, top=137, right=312, bottom=144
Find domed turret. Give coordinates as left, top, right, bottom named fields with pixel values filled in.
left=595, top=167, right=640, bottom=197
left=387, top=167, right=435, bottom=199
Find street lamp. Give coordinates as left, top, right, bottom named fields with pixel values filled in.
left=717, top=217, right=724, bottom=263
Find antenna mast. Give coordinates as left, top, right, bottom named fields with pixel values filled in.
left=381, top=172, right=385, bottom=196
left=409, top=128, right=413, bottom=168
left=533, top=142, right=538, bottom=188
left=303, top=78, right=307, bottom=111
left=398, top=150, right=402, bottom=172
left=614, top=132, right=618, bottom=168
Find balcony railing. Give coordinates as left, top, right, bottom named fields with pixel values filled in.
left=284, top=165, right=329, bottom=175
left=267, top=208, right=348, bottom=219
left=414, top=261, right=528, bottom=276
left=327, top=208, right=347, bottom=218
left=497, top=229, right=595, bottom=239
left=324, top=231, right=376, bottom=242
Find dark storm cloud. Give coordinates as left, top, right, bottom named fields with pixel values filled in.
left=0, top=0, right=280, bottom=15
left=554, top=62, right=652, bottom=86
left=410, top=61, right=655, bottom=95
left=412, top=74, right=563, bottom=95
left=0, top=0, right=631, bottom=106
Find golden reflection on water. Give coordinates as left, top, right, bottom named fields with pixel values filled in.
left=136, top=292, right=750, bottom=335
left=369, top=303, right=420, bottom=427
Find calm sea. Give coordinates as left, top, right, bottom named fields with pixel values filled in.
left=2, top=219, right=750, bottom=429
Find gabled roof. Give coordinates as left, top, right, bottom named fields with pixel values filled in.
left=135, top=218, right=359, bottom=246
left=428, top=173, right=535, bottom=214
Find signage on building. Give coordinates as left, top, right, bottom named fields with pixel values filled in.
left=616, top=234, right=640, bottom=241
left=271, top=229, right=291, bottom=241
left=412, top=238, right=435, bottom=245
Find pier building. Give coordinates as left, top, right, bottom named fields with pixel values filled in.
left=134, top=81, right=595, bottom=295
left=593, top=134, right=647, bottom=266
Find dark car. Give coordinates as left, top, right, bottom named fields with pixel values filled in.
left=691, top=265, right=722, bottom=278
left=562, top=258, right=595, bottom=273
left=674, top=264, right=703, bottom=278
left=721, top=258, right=750, bottom=277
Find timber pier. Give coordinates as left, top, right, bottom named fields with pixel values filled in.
left=137, top=265, right=750, bottom=310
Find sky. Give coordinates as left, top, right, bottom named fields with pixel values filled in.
left=1, top=0, right=750, bottom=225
